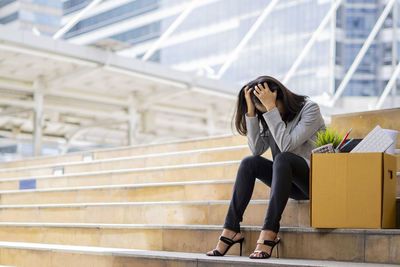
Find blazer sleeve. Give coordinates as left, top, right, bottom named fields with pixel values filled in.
left=262, top=101, right=322, bottom=152
left=245, top=113, right=270, bottom=156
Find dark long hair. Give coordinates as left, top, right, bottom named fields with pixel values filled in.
left=233, top=76, right=307, bottom=136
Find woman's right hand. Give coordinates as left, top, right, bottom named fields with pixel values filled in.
left=244, top=86, right=256, bottom=117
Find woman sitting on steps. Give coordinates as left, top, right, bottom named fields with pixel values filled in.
left=206, top=75, right=325, bottom=259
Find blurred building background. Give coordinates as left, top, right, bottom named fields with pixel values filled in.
left=0, top=0, right=62, bottom=35
left=59, top=0, right=400, bottom=103
left=0, top=0, right=399, bottom=160
left=62, top=0, right=333, bottom=96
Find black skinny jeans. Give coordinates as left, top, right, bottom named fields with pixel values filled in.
left=223, top=151, right=310, bottom=233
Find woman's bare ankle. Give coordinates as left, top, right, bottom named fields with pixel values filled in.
left=222, top=228, right=241, bottom=239
left=260, top=229, right=277, bottom=240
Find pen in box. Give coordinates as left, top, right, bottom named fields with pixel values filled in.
left=337, top=128, right=352, bottom=150
left=339, top=138, right=353, bottom=151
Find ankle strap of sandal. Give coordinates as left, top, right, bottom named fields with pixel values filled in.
left=219, top=236, right=234, bottom=246
left=256, top=239, right=278, bottom=246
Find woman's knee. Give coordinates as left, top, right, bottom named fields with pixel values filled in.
left=239, top=155, right=262, bottom=170
left=273, top=151, right=295, bottom=167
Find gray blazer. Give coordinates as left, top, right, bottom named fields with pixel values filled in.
left=245, top=99, right=326, bottom=167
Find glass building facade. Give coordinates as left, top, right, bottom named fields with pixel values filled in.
left=335, top=0, right=400, bottom=96
left=62, top=0, right=335, bottom=96
left=61, top=0, right=400, bottom=98
left=0, top=0, right=62, bottom=36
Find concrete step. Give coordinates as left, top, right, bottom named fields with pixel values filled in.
left=0, top=180, right=271, bottom=205
left=0, top=199, right=310, bottom=227
left=0, top=161, right=242, bottom=190
left=0, top=135, right=247, bottom=169
left=1, top=172, right=399, bottom=205
left=0, top=224, right=398, bottom=265
left=330, top=108, right=400, bottom=171
left=0, top=198, right=398, bottom=227
left=93, top=135, right=247, bottom=159
left=1, top=165, right=398, bottom=200
left=0, top=146, right=260, bottom=179
left=330, top=108, right=400, bottom=148
left=0, top=241, right=393, bottom=267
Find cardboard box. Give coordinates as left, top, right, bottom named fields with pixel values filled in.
left=310, top=152, right=397, bottom=228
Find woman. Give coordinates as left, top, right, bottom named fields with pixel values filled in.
left=206, top=76, right=325, bottom=259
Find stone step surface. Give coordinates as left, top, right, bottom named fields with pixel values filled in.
left=0, top=198, right=398, bottom=227
left=0, top=225, right=398, bottom=265
left=0, top=199, right=310, bottom=227
left=0, top=146, right=258, bottom=179
left=0, top=161, right=242, bottom=190
left=330, top=108, right=400, bottom=171
left=0, top=108, right=397, bottom=267
left=1, top=162, right=398, bottom=195
left=0, top=135, right=247, bottom=169
left=0, top=241, right=394, bottom=267
left=330, top=108, right=400, bottom=147
left=1, top=172, right=399, bottom=205
left=0, top=180, right=270, bottom=205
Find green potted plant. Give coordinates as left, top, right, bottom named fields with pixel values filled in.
left=312, top=128, right=343, bottom=153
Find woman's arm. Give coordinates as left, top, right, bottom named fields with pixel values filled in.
left=262, top=101, right=322, bottom=152
left=245, top=113, right=270, bottom=155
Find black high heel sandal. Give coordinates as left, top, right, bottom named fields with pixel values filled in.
left=249, top=237, right=280, bottom=259
left=206, top=232, right=245, bottom=256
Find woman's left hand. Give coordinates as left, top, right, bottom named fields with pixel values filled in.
left=254, top=82, right=277, bottom=111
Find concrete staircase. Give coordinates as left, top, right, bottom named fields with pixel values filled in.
left=0, top=109, right=398, bottom=266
